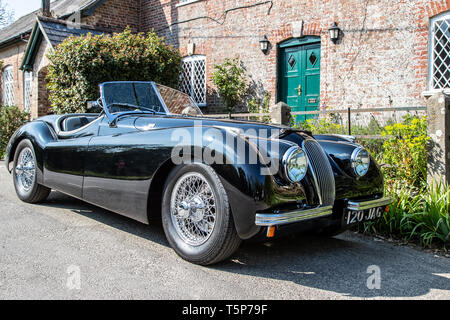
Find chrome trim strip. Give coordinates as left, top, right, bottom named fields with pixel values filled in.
left=302, top=139, right=322, bottom=205
left=255, top=206, right=333, bottom=226
left=347, top=196, right=393, bottom=211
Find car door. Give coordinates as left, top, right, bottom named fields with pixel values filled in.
left=44, top=117, right=101, bottom=199
left=82, top=116, right=168, bottom=224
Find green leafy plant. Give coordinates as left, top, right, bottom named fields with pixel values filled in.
left=46, top=28, right=181, bottom=114
left=360, top=183, right=450, bottom=248
left=0, top=106, right=29, bottom=159
left=248, top=92, right=271, bottom=123
left=211, top=58, right=247, bottom=114
left=294, top=117, right=346, bottom=134
left=380, top=115, right=429, bottom=191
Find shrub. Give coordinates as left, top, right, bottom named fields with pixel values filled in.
left=0, top=106, right=29, bottom=159
left=380, top=115, right=429, bottom=190
left=248, top=92, right=271, bottom=123
left=211, top=58, right=247, bottom=114
left=360, top=183, right=450, bottom=248
left=47, top=28, right=182, bottom=114
left=294, top=117, right=346, bottom=134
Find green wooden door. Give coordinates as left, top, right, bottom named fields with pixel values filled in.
left=279, top=38, right=321, bottom=123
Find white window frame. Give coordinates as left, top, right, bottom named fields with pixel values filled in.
left=23, top=71, right=33, bottom=112
left=3, top=66, right=14, bottom=106
left=180, top=55, right=207, bottom=107
left=428, top=11, right=450, bottom=92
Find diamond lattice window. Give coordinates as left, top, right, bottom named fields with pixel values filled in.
left=430, top=12, right=450, bottom=90
left=24, top=71, right=33, bottom=112
left=3, top=66, right=14, bottom=106
left=288, top=55, right=296, bottom=69
left=180, top=55, right=206, bottom=106
left=309, top=52, right=317, bottom=66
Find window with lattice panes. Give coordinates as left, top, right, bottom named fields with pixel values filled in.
left=24, top=71, right=33, bottom=112
left=179, top=55, right=206, bottom=107
left=429, top=12, right=450, bottom=90
left=3, top=66, right=14, bottom=106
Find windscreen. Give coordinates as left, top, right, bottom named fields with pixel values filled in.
left=155, top=84, right=203, bottom=117
left=101, top=82, right=166, bottom=114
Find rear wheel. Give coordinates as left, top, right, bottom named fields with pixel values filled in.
left=13, top=139, right=50, bottom=203
left=161, top=163, right=241, bottom=265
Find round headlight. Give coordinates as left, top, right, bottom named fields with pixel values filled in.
left=283, top=147, right=308, bottom=183
left=351, top=147, right=370, bottom=177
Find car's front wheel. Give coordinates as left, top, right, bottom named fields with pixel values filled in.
left=161, top=163, right=241, bottom=265
left=13, top=139, right=50, bottom=203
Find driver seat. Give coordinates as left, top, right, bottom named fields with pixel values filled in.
left=61, top=116, right=95, bottom=132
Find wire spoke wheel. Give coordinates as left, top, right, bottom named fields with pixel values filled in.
left=170, top=172, right=217, bottom=246
left=15, top=147, right=36, bottom=193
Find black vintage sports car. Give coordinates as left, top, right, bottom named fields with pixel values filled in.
left=6, top=81, right=392, bottom=265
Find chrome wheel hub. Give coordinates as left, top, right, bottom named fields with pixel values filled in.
left=170, top=173, right=217, bottom=246
left=15, top=147, right=36, bottom=193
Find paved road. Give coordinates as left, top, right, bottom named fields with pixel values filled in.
left=0, top=162, right=449, bottom=300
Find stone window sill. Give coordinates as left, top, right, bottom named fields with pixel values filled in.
left=176, top=0, right=204, bottom=8
left=422, top=89, right=450, bottom=97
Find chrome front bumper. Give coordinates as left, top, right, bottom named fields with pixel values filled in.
left=347, top=197, right=393, bottom=211
left=255, top=205, right=333, bottom=227
left=255, top=197, right=393, bottom=227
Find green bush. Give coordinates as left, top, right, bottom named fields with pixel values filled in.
left=248, top=92, right=271, bottom=123
left=211, top=58, right=247, bottom=114
left=294, top=117, right=346, bottom=134
left=360, top=183, right=449, bottom=248
left=380, top=115, right=429, bottom=191
left=47, top=28, right=182, bottom=114
left=0, top=106, right=29, bottom=159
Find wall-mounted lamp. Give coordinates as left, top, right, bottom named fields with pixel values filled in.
left=328, top=22, right=341, bottom=44
left=259, top=35, right=270, bottom=54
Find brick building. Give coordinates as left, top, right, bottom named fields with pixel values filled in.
left=0, top=0, right=449, bottom=119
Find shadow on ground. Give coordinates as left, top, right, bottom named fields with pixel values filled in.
left=42, top=191, right=450, bottom=299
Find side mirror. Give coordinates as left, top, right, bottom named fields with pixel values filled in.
left=87, top=100, right=102, bottom=113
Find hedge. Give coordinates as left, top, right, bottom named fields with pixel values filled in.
left=46, top=28, right=182, bottom=114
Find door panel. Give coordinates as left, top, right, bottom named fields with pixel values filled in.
left=283, top=47, right=301, bottom=109
left=279, top=40, right=321, bottom=123
left=44, top=137, right=91, bottom=198
left=82, top=117, right=170, bottom=223
left=302, top=45, right=321, bottom=120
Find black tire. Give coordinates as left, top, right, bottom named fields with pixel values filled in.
left=12, top=139, right=50, bottom=203
left=161, top=163, right=241, bottom=265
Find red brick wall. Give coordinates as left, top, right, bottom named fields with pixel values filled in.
left=2, top=0, right=450, bottom=117
left=82, top=0, right=140, bottom=33
left=139, top=0, right=450, bottom=114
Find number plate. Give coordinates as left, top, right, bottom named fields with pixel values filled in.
left=344, top=206, right=385, bottom=226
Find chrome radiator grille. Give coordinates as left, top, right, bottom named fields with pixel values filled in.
left=302, top=139, right=336, bottom=206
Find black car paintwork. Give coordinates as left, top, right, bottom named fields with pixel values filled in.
left=6, top=112, right=385, bottom=240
